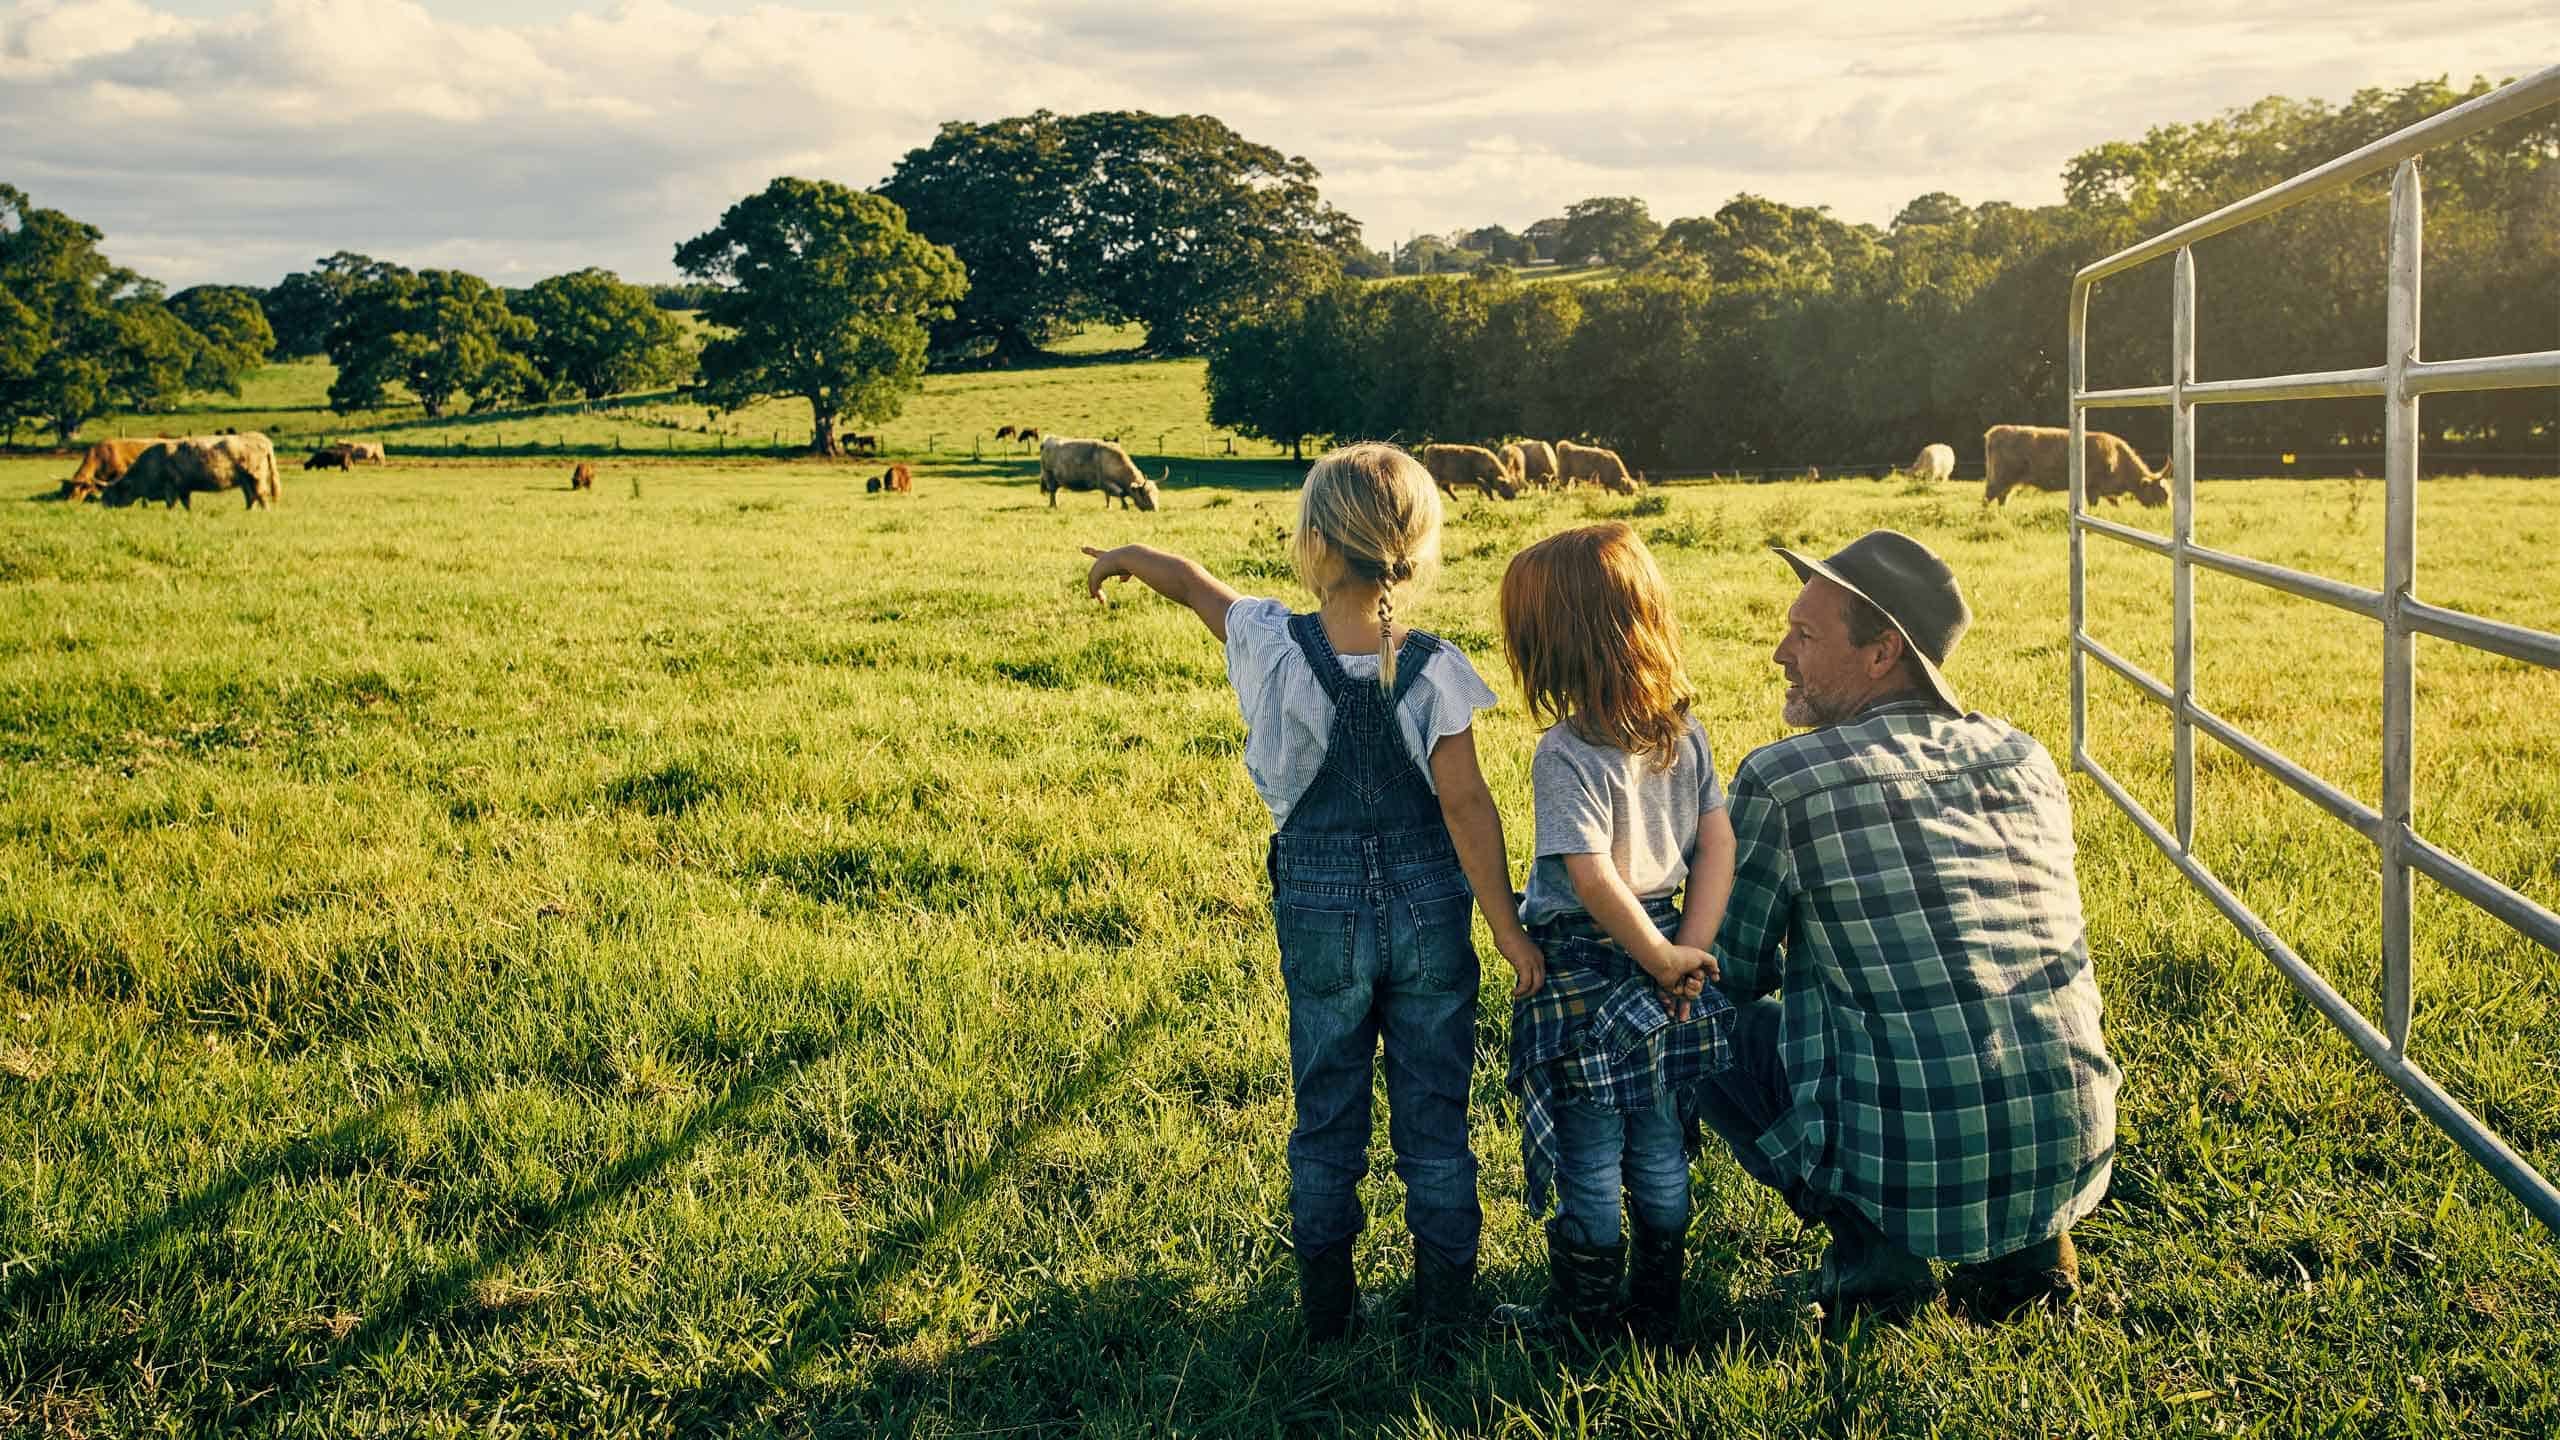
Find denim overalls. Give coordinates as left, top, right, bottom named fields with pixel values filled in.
left=1268, top=613, right=1482, bottom=1271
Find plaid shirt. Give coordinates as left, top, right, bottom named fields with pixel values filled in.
left=1507, top=928, right=1734, bottom=1217
left=1713, top=698, right=2120, bottom=1263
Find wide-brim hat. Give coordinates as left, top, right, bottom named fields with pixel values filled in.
left=1771, top=529, right=1969, bottom=715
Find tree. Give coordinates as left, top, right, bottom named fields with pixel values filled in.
left=0, top=184, right=195, bottom=443
left=516, top=268, right=689, bottom=402
left=876, top=112, right=1086, bottom=364
left=167, top=285, right=276, bottom=396
left=1557, top=197, right=1661, bottom=265
left=1460, top=225, right=1528, bottom=264
left=264, top=252, right=397, bottom=358
left=326, top=266, right=538, bottom=418
left=675, top=177, right=966, bottom=455
left=1205, top=282, right=1368, bottom=460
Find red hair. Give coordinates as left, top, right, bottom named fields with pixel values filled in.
left=1499, top=523, right=1695, bottom=766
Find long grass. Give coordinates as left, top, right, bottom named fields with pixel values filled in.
left=1, top=454, right=2555, bottom=1437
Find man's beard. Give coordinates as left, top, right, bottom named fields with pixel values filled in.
left=1783, top=679, right=1850, bottom=729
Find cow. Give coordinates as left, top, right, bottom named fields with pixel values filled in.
left=1018, top=427, right=1041, bottom=445
left=1514, top=439, right=1561, bottom=489
left=107, top=433, right=281, bottom=510
left=866, top=476, right=881, bottom=493
left=879, top=463, right=912, bottom=494
left=61, top=438, right=163, bottom=500
left=1040, top=435, right=1161, bottom=511
left=1497, top=442, right=1526, bottom=484
left=342, top=441, right=386, bottom=464
left=1908, top=443, right=1956, bottom=483
left=995, top=425, right=1017, bottom=441
left=1419, top=443, right=1519, bottom=500
left=1982, top=424, right=2168, bottom=507
left=1557, top=439, right=1640, bottom=495
left=305, top=446, right=355, bottom=471
left=570, top=462, right=596, bottom=491
left=845, top=434, right=880, bottom=457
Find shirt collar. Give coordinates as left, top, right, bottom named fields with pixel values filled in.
left=1854, top=695, right=1946, bottom=721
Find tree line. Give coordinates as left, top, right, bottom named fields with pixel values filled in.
left=1208, top=78, right=2556, bottom=470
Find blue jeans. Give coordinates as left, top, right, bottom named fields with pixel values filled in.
left=1273, top=834, right=1482, bottom=1267
left=1551, top=1090, right=1691, bottom=1249
left=1687, top=995, right=1824, bottom=1222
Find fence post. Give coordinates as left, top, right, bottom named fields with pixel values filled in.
left=2068, top=282, right=2088, bottom=769
left=2380, top=157, right=2422, bottom=1055
left=2171, top=245, right=2198, bottom=855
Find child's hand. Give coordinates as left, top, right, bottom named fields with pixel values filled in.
left=1081, top=545, right=1135, bottom=601
left=1638, top=942, right=1716, bottom=992
left=1498, top=933, right=1546, bottom=999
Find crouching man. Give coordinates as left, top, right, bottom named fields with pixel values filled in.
left=1701, top=530, right=2120, bottom=1317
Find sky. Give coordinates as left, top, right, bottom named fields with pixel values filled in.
left=2, top=0, right=2550, bottom=290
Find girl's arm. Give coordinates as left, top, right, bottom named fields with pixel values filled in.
left=1671, top=808, right=1737, bottom=954
left=1561, top=853, right=1717, bottom=994
left=1081, top=545, right=1242, bottom=642
left=1428, top=727, right=1544, bottom=998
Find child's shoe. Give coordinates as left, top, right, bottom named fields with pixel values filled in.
left=1298, top=1241, right=1365, bottom=1342
left=1490, top=1221, right=1623, bottom=1338
left=1622, top=1217, right=1684, bottom=1344
left=1410, top=1243, right=1477, bottom=1327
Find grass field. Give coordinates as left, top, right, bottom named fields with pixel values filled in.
left=2, top=449, right=2556, bottom=1437
left=18, top=330, right=1263, bottom=467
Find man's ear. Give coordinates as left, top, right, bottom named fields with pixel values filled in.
left=1866, top=626, right=1908, bottom=681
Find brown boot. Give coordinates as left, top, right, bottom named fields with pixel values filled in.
left=1783, top=1209, right=1938, bottom=1318
left=1949, top=1232, right=2078, bottom=1320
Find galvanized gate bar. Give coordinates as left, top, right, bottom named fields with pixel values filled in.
left=2067, top=67, right=2560, bottom=1233
left=2075, top=750, right=2560, bottom=1233
left=2078, top=512, right=2173, bottom=556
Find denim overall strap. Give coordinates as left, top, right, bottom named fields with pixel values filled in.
left=1278, top=612, right=1446, bottom=838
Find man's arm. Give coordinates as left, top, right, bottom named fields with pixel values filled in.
left=1080, top=544, right=1242, bottom=642
left=1710, top=769, right=1792, bottom=1000
left=1429, top=727, right=1545, bottom=998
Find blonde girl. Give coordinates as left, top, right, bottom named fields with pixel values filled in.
left=1080, top=443, right=1542, bottom=1341
left=1490, top=521, right=1736, bottom=1343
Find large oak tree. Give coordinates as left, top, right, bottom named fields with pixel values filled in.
left=675, top=178, right=965, bottom=456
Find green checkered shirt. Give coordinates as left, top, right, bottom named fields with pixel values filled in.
left=1713, top=698, right=2120, bottom=1262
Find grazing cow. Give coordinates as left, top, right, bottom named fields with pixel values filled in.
left=570, top=462, right=596, bottom=491
left=845, top=433, right=880, bottom=457
left=1419, top=443, right=1520, bottom=500
left=1018, top=427, right=1040, bottom=445
left=1908, top=443, right=1956, bottom=483
left=879, top=463, right=912, bottom=494
left=1498, top=442, right=1526, bottom=484
left=1515, top=439, right=1560, bottom=489
left=343, top=441, right=386, bottom=464
left=1557, top=440, right=1640, bottom=495
left=108, top=433, right=281, bottom=510
left=995, top=425, right=1017, bottom=441
left=305, top=446, right=355, bottom=471
left=1040, top=435, right=1161, bottom=511
left=866, top=476, right=881, bottom=493
left=1982, top=424, right=2168, bottom=507
left=61, top=438, right=162, bottom=500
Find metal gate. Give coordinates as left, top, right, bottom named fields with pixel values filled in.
left=2066, top=65, right=2560, bottom=1232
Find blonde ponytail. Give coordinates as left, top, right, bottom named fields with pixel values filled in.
left=1375, top=582, right=1399, bottom=694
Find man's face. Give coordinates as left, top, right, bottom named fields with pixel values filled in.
left=1774, top=577, right=1891, bottom=728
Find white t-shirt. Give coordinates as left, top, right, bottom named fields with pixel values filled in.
left=1223, top=596, right=1500, bottom=829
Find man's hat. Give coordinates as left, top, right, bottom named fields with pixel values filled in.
left=1771, top=529, right=1970, bottom=715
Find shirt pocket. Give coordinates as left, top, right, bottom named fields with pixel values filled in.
left=1274, top=899, right=1360, bottom=997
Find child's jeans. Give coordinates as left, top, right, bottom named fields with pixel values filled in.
left=1273, top=828, right=1483, bottom=1269
left=1549, top=1089, right=1691, bottom=1248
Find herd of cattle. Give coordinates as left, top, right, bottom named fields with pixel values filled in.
left=48, top=422, right=2171, bottom=516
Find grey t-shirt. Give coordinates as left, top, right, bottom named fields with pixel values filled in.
left=1521, top=717, right=1727, bottom=926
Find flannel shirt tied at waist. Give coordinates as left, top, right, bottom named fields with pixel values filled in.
left=1506, top=906, right=1734, bottom=1216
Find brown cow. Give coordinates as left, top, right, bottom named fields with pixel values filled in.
left=995, top=425, right=1017, bottom=441
left=845, top=434, right=880, bottom=457
left=1018, top=427, right=1041, bottom=445
left=1419, top=443, right=1520, bottom=500
left=1982, top=425, right=2168, bottom=507
left=341, top=441, right=386, bottom=464
left=570, top=462, right=596, bottom=491
left=61, top=438, right=162, bottom=499
left=1557, top=440, right=1639, bottom=495
left=1040, top=435, right=1160, bottom=510
left=108, top=434, right=281, bottom=510
left=1514, top=439, right=1561, bottom=488
left=875, top=463, right=912, bottom=494
left=305, top=446, right=354, bottom=471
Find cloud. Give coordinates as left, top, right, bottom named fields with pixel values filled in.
left=0, top=0, right=2547, bottom=287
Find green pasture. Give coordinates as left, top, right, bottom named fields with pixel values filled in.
left=29, top=333, right=1266, bottom=467
left=1, top=453, right=2555, bottom=1437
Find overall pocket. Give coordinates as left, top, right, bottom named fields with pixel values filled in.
left=1274, top=899, right=1360, bottom=996
left=1397, top=886, right=1481, bottom=994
